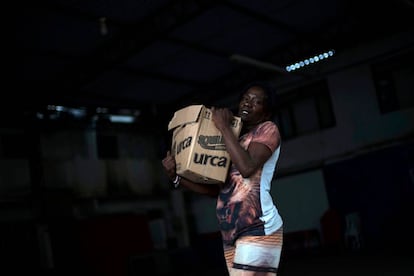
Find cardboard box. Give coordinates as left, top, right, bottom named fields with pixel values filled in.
left=168, top=105, right=242, bottom=184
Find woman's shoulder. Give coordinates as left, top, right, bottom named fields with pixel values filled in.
left=251, top=121, right=279, bottom=138
left=252, top=121, right=280, bottom=149
left=257, top=120, right=279, bottom=132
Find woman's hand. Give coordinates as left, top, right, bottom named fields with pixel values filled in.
left=162, top=150, right=221, bottom=197
left=211, top=107, right=233, bottom=132
left=162, top=150, right=177, bottom=181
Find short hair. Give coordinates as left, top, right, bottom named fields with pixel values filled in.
left=239, top=81, right=278, bottom=116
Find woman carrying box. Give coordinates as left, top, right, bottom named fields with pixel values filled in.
left=162, top=81, right=283, bottom=276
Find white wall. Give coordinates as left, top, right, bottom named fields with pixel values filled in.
left=184, top=169, right=331, bottom=236
left=272, top=170, right=329, bottom=233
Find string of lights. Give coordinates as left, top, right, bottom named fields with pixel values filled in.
left=286, top=50, right=335, bottom=72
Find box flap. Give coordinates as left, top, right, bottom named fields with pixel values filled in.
left=168, top=104, right=204, bottom=130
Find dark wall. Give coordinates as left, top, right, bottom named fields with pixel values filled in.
left=323, top=141, right=414, bottom=252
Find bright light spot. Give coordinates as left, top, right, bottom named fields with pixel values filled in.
left=285, top=49, right=335, bottom=72
left=109, top=115, right=135, bottom=123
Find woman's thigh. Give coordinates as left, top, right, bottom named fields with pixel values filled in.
left=224, top=227, right=283, bottom=276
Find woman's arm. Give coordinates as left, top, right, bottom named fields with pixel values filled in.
left=211, top=107, right=276, bottom=178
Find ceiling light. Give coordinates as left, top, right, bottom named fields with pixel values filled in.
left=286, top=50, right=335, bottom=72
left=109, top=115, right=135, bottom=124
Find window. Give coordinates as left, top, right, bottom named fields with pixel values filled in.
left=277, top=107, right=295, bottom=139
left=293, top=97, right=319, bottom=135
left=372, top=50, right=414, bottom=114
left=275, top=80, right=335, bottom=140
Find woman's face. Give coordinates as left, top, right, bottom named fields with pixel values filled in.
left=237, top=86, right=269, bottom=127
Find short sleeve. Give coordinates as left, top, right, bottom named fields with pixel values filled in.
left=251, top=121, right=279, bottom=152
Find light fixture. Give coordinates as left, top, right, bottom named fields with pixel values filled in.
left=285, top=50, right=335, bottom=72
left=109, top=115, right=135, bottom=124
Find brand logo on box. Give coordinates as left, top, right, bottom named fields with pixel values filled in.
left=175, top=136, right=192, bottom=155
left=198, top=135, right=226, bottom=150
left=193, top=153, right=228, bottom=167
left=195, top=134, right=228, bottom=167
left=174, top=135, right=229, bottom=168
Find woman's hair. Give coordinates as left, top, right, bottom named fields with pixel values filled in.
left=239, top=81, right=278, bottom=116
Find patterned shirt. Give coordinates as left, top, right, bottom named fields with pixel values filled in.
left=216, top=121, right=283, bottom=245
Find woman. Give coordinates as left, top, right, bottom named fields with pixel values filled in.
left=162, top=81, right=283, bottom=275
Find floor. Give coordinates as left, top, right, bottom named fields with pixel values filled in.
left=277, top=252, right=413, bottom=276
left=26, top=246, right=414, bottom=276
left=184, top=251, right=414, bottom=276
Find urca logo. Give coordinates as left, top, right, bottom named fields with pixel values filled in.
left=176, top=136, right=192, bottom=154
left=192, top=153, right=228, bottom=167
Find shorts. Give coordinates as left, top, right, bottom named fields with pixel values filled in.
left=223, top=227, right=283, bottom=275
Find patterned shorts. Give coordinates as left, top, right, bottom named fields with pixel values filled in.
left=223, top=227, right=283, bottom=275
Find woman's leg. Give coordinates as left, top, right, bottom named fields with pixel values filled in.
left=227, top=227, right=283, bottom=276
left=223, top=243, right=236, bottom=274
